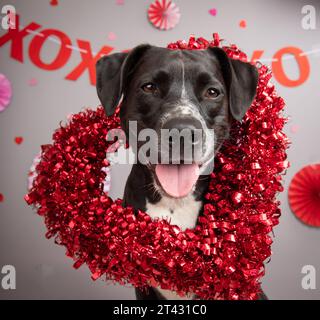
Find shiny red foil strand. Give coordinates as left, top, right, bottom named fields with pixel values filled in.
left=25, top=34, right=289, bottom=300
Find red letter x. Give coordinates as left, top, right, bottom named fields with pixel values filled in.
left=0, top=14, right=41, bottom=62
left=66, top=40, right=114, bottom=85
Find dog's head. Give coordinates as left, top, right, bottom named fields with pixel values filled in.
left=96, top=45, right=258, bottom=198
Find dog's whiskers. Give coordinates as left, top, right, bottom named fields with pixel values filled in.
left=144, top=181, right=160, bottom=198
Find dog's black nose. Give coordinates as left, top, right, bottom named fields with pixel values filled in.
left=162, top=117, right=203, bottom=146
left=161, top=117, right=204, bottom=164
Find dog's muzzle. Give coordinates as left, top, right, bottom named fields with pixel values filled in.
left=153, top=116, right=208, bottom=198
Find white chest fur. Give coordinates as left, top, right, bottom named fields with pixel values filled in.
left=146, top=194, right=201, bottom=300
left=146, top=194, right=201, bottom=232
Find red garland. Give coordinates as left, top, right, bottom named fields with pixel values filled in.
left=25, top=34, right=289, bottom=300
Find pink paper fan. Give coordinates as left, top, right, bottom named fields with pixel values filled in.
left=288, top=164, right=320, bottom=227
left=148, top=0, right=181, bottom=30
left=0, top=73, right=12, bottom=113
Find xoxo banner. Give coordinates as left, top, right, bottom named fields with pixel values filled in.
left=0, top=14, right=311, bottom=87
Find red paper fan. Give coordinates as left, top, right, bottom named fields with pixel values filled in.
left=289, top=164, right=320, bottom=227
left=148, top=0, right=180, bottom=30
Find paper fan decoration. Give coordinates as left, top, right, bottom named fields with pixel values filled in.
left=0, top=73, right=12, bottom=113
left=148, top=0, right=181, bottom=30
left=288, top=164, right=320, bottom=227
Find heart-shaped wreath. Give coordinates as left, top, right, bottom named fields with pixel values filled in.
left=25, top=34, right=289, bottom=300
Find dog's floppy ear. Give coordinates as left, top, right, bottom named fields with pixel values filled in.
left=96, top=44, right=151, bottom=116
left=208, top=47, right=259, bottom=121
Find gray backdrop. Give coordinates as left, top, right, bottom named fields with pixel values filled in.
left=0, top=0, right=320, bottom=299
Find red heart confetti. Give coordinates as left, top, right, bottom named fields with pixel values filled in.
left=0, top=193, right=3, bottom=202
left=28, top=78, right=38, bottom=87
left=50, top=0, right=58, bottom=6
left=14, top=136, right=23, bottom=145
left=107, top=32, right=117, bottom=41
left=290, top=125, right=299, bottom=134
left=239, top=20, right=247, bottom=28
left=209, top=8, right=217, bottom=16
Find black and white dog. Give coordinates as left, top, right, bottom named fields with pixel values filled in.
left=96, top=44, right=259, bottom=300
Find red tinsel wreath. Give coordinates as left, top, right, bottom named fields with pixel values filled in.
left=25, top=34, right=289, bottom=300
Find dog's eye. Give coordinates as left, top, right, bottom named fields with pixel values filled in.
left=205, top=87, right=220, bottom=99
left=141, top=82, right=157, bottom=94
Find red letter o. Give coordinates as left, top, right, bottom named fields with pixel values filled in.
left=272, top=47, right=310, bottom=87
left=29, top=29, right=72, bottom=70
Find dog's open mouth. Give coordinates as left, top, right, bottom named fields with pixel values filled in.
left=155, top=164, right=200, bottom=198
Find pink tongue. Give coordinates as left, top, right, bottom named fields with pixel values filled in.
left=155, top=164, right=200, bottom=198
